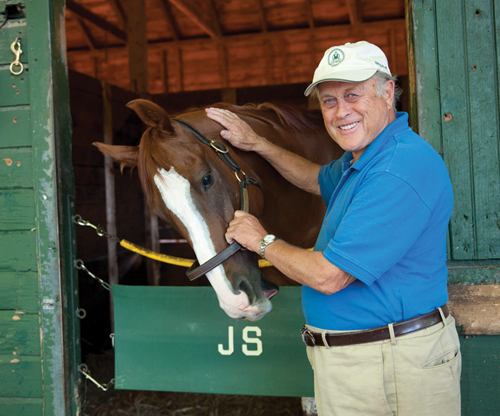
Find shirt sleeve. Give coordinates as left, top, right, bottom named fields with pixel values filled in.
left=323, top=171, right=432, bottom=286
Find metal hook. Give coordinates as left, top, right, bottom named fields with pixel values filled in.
left=75, top=259, right=112, bottom=291
left=79, top=364, right=115, bottom=391
left=10, top=37, right=23, bottom=75
left=73, top=214, right=120, bottom=242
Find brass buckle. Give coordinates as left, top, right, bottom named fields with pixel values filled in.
left=301, top=326, right=316, bottom=346
left=210, top=141, right=229, bottom=153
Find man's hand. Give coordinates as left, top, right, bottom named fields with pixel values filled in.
left=205, top=107, right=265, bottom=152
left=225, top=210, right=268, bottom=253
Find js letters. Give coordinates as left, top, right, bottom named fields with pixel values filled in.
left=218, top=326, right=263, bottom=356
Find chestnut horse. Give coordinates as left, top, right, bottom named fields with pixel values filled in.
left=94, top=99, right=342, bottom=321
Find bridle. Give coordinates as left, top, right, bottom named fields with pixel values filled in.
left=172, top=118, right=263, bottom=281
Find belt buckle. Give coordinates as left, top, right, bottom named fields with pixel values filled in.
left=301, top=326, right=316, bottom=346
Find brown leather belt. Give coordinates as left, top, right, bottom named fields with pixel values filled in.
left=301, top=305, right=449, bottom=347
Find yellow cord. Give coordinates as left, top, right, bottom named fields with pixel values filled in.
left=120, top=239, right=275, bottom=268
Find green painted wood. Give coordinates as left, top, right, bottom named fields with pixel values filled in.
left=0, top=312, right=40, bottom=356
left=434, top=0, right=476, bottom=261
left=0, top=19, right=28, bottom=64
left=0, top=67, right=30, bottom=106
left=408, top=0, right=442, bottom=154
left=114, top=285, right=314, bottom=397
left=0, top=106, right=32, bottom=148
left=0, top=272, right=38, bottom=312
left=0, top=147, right=33, bottom=189
left=0, top=355, right=43, bottom=398
left=0, top=189, right=35, bottom=230
left=460, top=335, right=500, bottom=415
left=24, top=0, right=81, bottom=413
left=0, top=398, right=43, bottom=416
left=464, top=1, right=500, bottom=259
left=448, top=261, right=500, bottom=285
left=497, top=0, right=500, bottom=107
left=0, top=231, right=37, bottom=272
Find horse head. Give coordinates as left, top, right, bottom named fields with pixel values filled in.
left=94, top=99, right=278, bottom=321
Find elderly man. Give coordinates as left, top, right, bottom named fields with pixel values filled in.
left=206, top=41, right=461, bottom=416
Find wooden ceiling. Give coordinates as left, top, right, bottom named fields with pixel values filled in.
left=65, top=0, right=407, bottom=95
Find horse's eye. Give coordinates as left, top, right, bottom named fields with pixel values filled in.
left=202, top=172, right=214, bottom=191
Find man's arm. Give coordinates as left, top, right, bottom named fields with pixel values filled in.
left=205, top=107, right=322, bottom=195
left=226, top=211, right=356, bottom=294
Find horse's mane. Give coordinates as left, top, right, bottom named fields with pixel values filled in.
left=178, top=102, right=324, bottom=133
left=139, top=102, right=324, bottom=206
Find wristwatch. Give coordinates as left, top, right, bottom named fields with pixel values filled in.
left=259, top=234, right=278, bottom=260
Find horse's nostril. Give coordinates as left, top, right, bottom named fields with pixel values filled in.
left=238, top=280, right=256, bottom=304
left=263, top=289, right=278, bottom=300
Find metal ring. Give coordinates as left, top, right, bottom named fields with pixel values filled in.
left=10, top=61, right=23, bottom=75
left=210, top=141, right=229, bottom=153
left=77, top=308, right=87, bottom=319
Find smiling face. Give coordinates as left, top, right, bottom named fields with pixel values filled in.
left=317, top=77, right=396, bottom=163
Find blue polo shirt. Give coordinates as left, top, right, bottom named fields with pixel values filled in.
left=302, top=112, right=453, bottom=330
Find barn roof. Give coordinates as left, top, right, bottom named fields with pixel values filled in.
left=65, top=0, right=407, bottom=95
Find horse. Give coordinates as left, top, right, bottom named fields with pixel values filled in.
left=94, top=99, right=343, bottom=321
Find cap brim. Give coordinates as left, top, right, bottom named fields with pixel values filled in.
left=304, top=69, right=378, bottom=96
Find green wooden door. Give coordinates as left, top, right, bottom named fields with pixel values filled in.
left=408, top=0, right=500, bottom=414
left=0, top=1, right=80, bottom=415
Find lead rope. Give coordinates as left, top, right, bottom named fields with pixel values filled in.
left=73, top=215, right=274, bottom=269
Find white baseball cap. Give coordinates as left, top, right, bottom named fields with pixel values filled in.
left=304, top=41, right=392, bottom=96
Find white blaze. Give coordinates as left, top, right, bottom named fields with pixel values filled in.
left=154, top=167, right=263, bottom=319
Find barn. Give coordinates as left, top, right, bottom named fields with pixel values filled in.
left=1, top=0, right=499, bottom=415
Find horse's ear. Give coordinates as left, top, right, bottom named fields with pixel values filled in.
left=93, top=142, right=138, bottom=170
left=126, top=99, right=174, bottom=134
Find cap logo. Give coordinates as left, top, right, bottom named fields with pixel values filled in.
left=328, top=48, right=345, bottom=67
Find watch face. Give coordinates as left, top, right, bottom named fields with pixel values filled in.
left=264, top=234, right=275, bottom=243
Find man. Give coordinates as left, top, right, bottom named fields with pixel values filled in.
left=206, top=41, right=461, bottom=416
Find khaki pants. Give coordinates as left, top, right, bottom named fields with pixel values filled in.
left=306, top=314, right=461, bottom=416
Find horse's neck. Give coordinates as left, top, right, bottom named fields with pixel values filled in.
left=239, top=112, right=341, bottom=248
left=244, top=111, right=339, bottom=166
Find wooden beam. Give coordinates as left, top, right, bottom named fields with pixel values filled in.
left=66, top=0, right=127, bottom=42
left=101, top=81, right=119, bottom=330
left=255, top=0, right=268, bottom=32
left=264, top=39, right=274, bottom=84
left=207, top=0, right=223, bottom=37
left=174, top=46, right=183, bottom=91
left=158, top=0, right=180, bottom=41
left=278, top=36, right=288, bottom=84
left=218, top=42, right=229, bottom=88
left=106, top=0, right=127, bottom=28
left=75, top=17, right=96, bottom=51
left=448, top=285, right=500, bottom=335
left=162, top=49, right=169, bottom=94
left=67, top=18, right=406, bottom=53
left=167, top=0, right=221, bottom=39
left=346, top=0, right=362, bottom=25
left=126, top=0, right=149, bottom=94
left=305, top=0, right=315, bottom=29
left=390, top=28, right=397, bottom=74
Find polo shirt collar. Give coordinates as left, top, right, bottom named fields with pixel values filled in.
left=350, top=112, right=409, bottom=171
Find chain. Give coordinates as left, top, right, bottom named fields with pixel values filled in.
left=79, top=364, right=115, bottom=391
left=73, top=214, right=120, bottom=243
left=75, top=259, right=112, bottom=291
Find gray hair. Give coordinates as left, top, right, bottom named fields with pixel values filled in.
left=311, top=70, right=403, bottom=112
left=372, top=71, right=402, bottom=112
